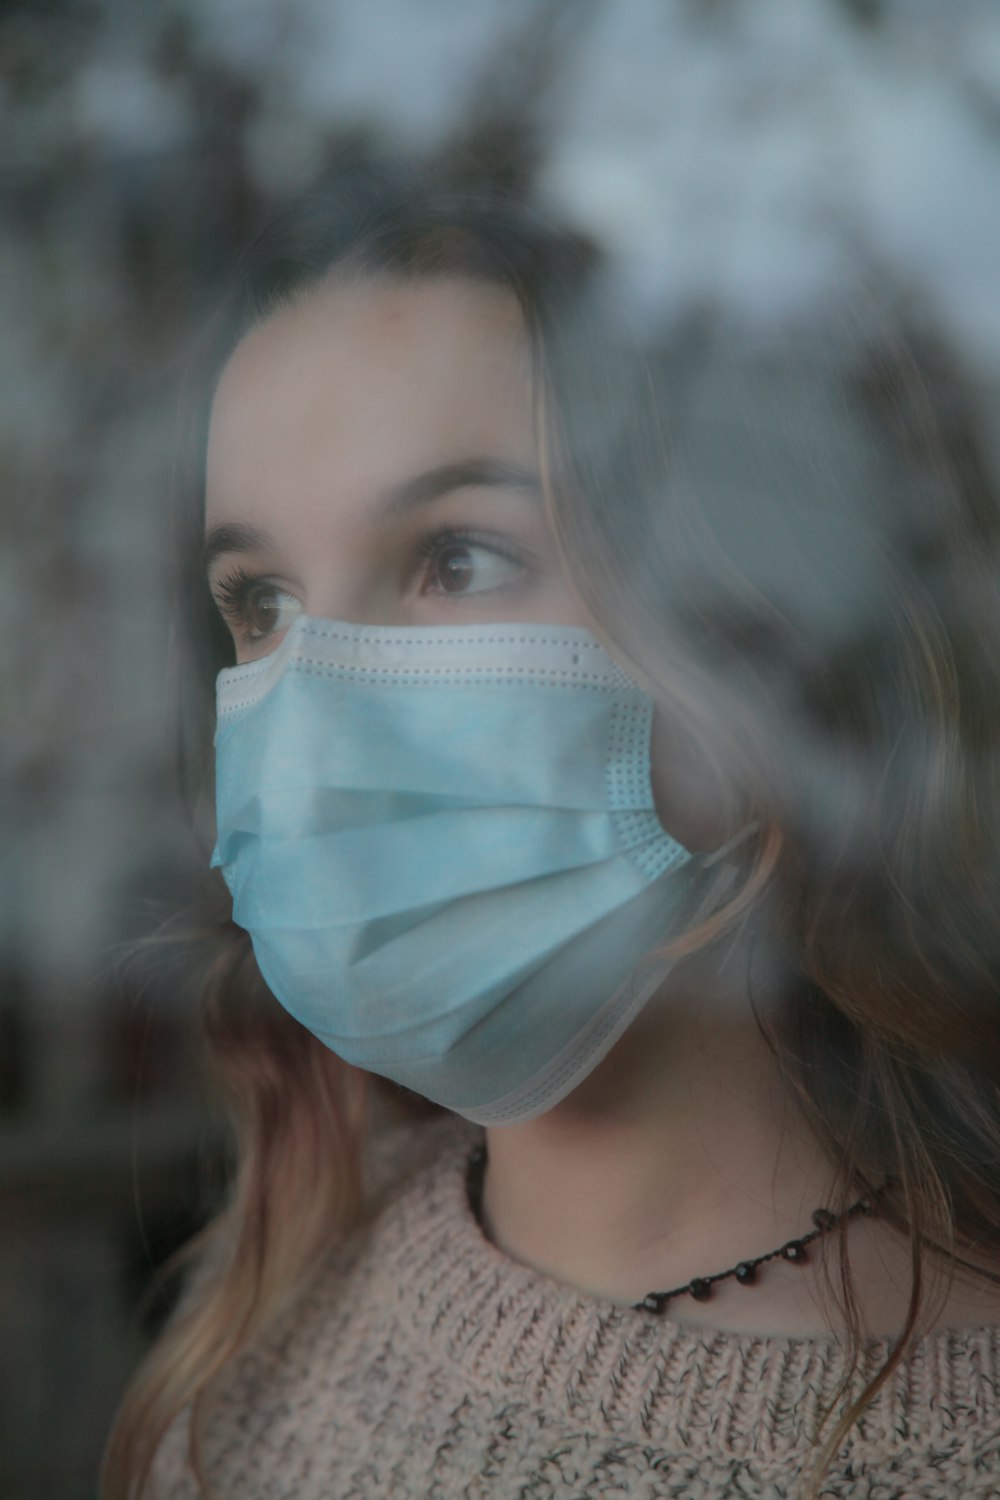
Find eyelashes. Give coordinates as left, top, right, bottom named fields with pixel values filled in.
left=211, top=564, right=262, bottom=618
left=212, top=566, right=303, bottom=643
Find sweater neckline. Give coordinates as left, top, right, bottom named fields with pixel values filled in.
left=369, top=1115, right=1000, bottom=1463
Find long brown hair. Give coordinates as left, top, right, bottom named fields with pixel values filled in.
left=102, top=153, right=1000, bottom=1499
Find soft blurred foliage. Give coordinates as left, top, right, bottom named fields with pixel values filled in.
left=1, top=2, right=998, bottom=1496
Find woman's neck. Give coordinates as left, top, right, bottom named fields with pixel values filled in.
left=479, top=949, right=1000, bottom=1339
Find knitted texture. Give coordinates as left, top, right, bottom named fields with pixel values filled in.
left=149, top=1115, right=1000, bottom=1499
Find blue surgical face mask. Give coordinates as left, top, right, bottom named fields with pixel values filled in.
left=211, top=615, right=731, bottom=1126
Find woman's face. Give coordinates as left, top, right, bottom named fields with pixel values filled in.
left=204, top=274, right=587, bottom=661
left=204, top=271, right=724, bottom=854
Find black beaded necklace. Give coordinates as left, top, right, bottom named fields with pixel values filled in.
left=465, top=1141, right=876, bottom=1315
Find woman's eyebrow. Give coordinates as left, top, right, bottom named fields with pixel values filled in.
left=203, top=522, right=274, bottom=574
left=375, top=458, right=542, bottom=521
left=203, top=459, right=542, bottom=574
left=202, top=525, right=274, bottom=576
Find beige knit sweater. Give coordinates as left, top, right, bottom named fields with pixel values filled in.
left=150, top=1114, right=1000, bottom=1499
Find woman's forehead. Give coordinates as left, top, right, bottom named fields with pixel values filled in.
left=217, top=272, right=528, bottom=405
left=205, top=275, right=537, bottom=527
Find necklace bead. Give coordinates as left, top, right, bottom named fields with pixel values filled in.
left=634, top=1205, right=878, bottom=1312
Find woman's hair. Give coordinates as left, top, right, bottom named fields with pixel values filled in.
left=102, top=151, right=1000, bottom=1499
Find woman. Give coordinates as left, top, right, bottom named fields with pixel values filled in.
left=104, top=155, right=1000, bottom=1499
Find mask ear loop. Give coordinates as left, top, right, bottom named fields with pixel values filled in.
left=644, top=821, right=780, bottom=974
left=699, top=821, right=761, bottom=870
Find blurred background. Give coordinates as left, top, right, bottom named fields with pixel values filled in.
left=2, top=2, right=999, bottom=1495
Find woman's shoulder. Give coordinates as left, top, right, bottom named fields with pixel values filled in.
left=263, top=1105, right=478, bottom=1335
left=146, top=1108, right=476, bottom=1497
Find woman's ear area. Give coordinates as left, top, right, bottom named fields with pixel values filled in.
left=648, top=704, right=733, bottom=855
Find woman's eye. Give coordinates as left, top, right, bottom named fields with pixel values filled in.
left=242, top=585, right=302, bottom=639
left=213, top=572, right=302, bottom=643
left=418, top=534, right=524, bottom=599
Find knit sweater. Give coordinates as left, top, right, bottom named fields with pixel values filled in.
left=150, top=1114, right=1000, bottom=1499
